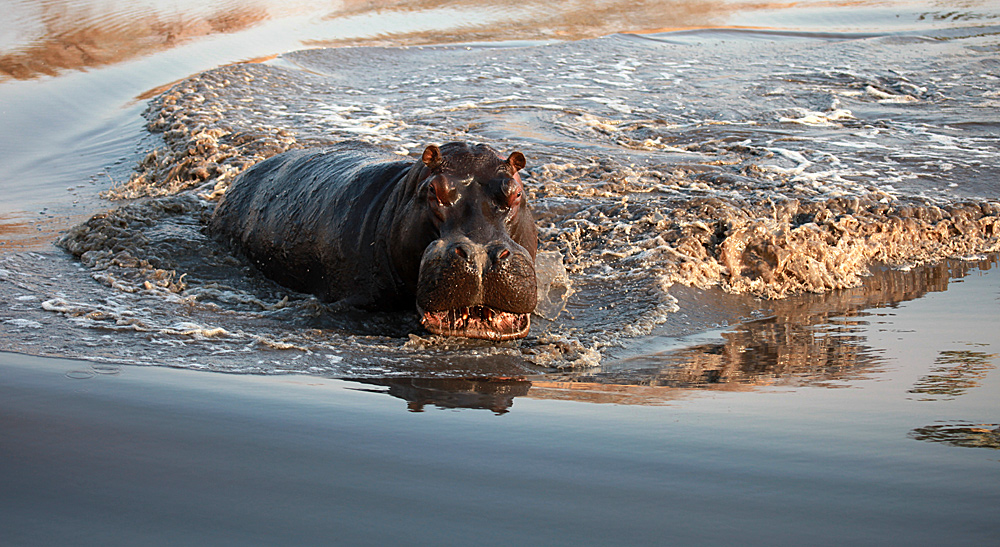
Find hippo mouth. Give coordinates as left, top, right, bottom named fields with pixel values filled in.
left=419, top=305, right=530, bottom=341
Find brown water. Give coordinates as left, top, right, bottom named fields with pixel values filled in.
left=1, top=1, right=999, bottom=544
left=12, top=13, right=991, bottom=371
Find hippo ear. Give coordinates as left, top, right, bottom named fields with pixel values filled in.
left=422, top=145, right=443, bottom=169
left=506, top=151, right=526, bottom=172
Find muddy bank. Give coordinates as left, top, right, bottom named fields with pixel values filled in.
left=0, top=2, right=268, bottom=80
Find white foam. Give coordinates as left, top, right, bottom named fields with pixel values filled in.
left=584, top=97, right=633, bottom=114
left=865, top=86, right=918, bottom=103
left=4, top=319, right=43, bottom=329
left=763, top=147, right=813, bottom=176
left=829, top=141, right=889, bottom=150
left=162, top=322, right=231, bottom=338
left=592, top=79, right=634, bottom=88
left=779, top=107, right=855, bottom=126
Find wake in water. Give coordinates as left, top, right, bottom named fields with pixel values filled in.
left=2, top=27, right=999, bottom=375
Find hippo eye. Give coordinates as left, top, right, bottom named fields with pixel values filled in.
left=427, top=177, right=458, bottom=221
left=427, top=177, right=454, bottom=206
left=504, top=180, right=523, bottom=209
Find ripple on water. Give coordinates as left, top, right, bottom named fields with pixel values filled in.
left=2, top=28, right=1000, bottom=379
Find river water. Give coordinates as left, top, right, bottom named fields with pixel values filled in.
left=2, top=0, right=998, bottom=372
left=0, top=2, right=998, bottom=543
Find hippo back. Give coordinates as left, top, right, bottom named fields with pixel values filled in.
left=210, top=143, right=415, bottom=305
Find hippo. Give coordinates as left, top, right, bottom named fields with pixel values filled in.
left=209, top=141, right=537, bottom=341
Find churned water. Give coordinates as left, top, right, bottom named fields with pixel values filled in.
left=4, top=19, right=999, bottom=372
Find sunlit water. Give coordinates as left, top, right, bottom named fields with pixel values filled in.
left=3, top=20, right=996, bottom=370
left=0, top=1, right=998, bottom=544
left=2, top=0, right=998, bottom=224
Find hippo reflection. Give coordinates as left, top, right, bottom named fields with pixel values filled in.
left=209, top=141, right=538, bottom=341
left=353, top=377, right=532, bottom=414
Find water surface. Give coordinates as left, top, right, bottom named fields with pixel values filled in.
left=2, top=261, right=999, bottom=545
left=2, top=0, right=999, bottom=234
left=0, top=3, right=998, bottom=543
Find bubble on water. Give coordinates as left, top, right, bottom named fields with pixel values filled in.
left=91, top=364, right=121, bottom=375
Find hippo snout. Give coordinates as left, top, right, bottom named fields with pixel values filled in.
left=416, top=236, right=537, bottom=341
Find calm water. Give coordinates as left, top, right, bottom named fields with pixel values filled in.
left=0, top=1, right=999, bottom=544
left=1, top=260, right=998, bottom=544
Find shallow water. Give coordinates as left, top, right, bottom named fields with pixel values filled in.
left=2, top=0, right=999, bottom=228
left=2, top=270, right=999, bottom=544
left=0, top=0, right=998, bottom=365
left=0, top=1, right=997, bottom=364
left=0, top=2, right=999, bottom=542
left=7, top=21, right=992, bottom=370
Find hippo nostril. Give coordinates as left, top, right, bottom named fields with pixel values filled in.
left=451, top=242, right=476, bottom=261
left=487, top=244, right=513, bottom=265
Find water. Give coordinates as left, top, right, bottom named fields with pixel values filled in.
left=3, top=0, right=999, bottom=224
left=2, top=267, right=998, bottom=544
left=5, top=16, right=997, bottom=370
left=0, top=1, right=998, bottom=543
left=1, top=0, right=998, bottom=380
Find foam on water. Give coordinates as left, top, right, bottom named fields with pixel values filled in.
left=1, top=27, right=999, bottom=376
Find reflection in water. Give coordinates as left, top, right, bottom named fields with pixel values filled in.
left=0, top=0, right=731, bottom=80
left=525, top=380, right=689, bottom=406
left=0, top=0, right=269, bottom=80
left=0, top=213, right=90, bottom=253
left=910, top=422, right=1000, bottom=450
left=350, top=376, right=690, bottom=411
left=352, top=377, right=531, bottom=414
left=909, top=347, right=998, bottom=401
left=5, top=0, right=998, bottom=80
left=303, top=0, right=728, bottom=48
left=538, top=258, right=995, bottom=394
left=349, top=257, right=997, bottom=410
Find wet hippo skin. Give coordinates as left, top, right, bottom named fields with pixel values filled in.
left=209, top=141, right=538, bottom=341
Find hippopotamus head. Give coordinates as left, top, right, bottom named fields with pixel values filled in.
left=391, top=142, right=537, bottom=341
